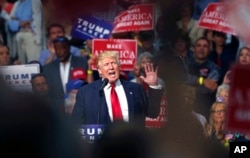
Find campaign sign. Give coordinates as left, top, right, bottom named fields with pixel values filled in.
left=79, top=124, right=106, bottom=143
left=198, top=2, right=237, bottom=35
left=226, top=64, right=250, bottom=133
left=145, top=95, right=167, bottom=128
left=92, top=39, right=137, bottom=71
left=71, top=15, right=113, bottom=40
left=0, top=64, right=40, bottom=92
left=112, top=3, right=154, bottom=33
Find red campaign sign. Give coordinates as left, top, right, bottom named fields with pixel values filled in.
left=145, top=95, right=167, bottom=128
left=92, top=39, right=137, bottom=71
left=226, top=64, right=250, bottom=133
left=112, top=3, right=154, bottom=33
left=198, top=2, right=237, bottom=35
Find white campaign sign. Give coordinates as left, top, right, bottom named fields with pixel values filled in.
left=0, top=64, right=40, bottom=92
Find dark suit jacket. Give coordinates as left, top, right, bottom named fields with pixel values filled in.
left=71, top=79, right=164, bottom=126
left=43, top=56, right=88, bottom=108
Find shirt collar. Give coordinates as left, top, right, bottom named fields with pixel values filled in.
left=105, top=79, right=121, bottom=89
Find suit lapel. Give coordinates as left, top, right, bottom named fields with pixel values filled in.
left=54, top=60, right=64, bottom=95
left=94, top=79, right=111, bottom=124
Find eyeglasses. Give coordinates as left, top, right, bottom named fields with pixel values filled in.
left=211, top=109, right=225, bottom=114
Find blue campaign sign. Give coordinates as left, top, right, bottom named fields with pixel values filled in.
left=71, top=16, right=113, bottom=40
left=79, top=124, right=106, bottom=143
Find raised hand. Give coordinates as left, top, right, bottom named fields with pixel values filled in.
left=139, top=63, right=158, bottom=86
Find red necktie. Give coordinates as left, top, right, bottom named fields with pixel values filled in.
left=110, top=83, right=123, bottom=120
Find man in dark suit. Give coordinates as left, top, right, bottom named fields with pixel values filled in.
left=71, top=51, right=164, bottom=126
left=43, top=36, right=92, bottom=110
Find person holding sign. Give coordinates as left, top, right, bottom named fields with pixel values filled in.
left=71, top=51, right=164, bottom=126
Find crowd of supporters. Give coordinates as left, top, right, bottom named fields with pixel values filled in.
left=1, top=0, right=250, bottom=157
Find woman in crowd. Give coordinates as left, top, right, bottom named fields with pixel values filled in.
left=204, top=102, right=227, bottom=143
left=209, top=31, right=239, bottom=84
left=223, top=46, right=250, bottom=84
left=131, top=52, right=164, bottom=89
left=237, top=46, right=250, bottom=65
left=204, top=101, right=247, bottom=146
left=215, top=84, right=230, bottom=104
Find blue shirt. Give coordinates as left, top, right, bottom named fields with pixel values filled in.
left=14, top=0, right=32, bottom=21
left=8, top=0, right=33, bottom=32
left=39, top=46, right=81, bottom=65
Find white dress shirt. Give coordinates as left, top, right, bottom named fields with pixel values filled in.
left=59, top=56, right=71, bottom=93
left=104, top=80, right=129, bottom=122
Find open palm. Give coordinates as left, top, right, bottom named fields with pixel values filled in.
left=140, top=63, right=158, bottom=86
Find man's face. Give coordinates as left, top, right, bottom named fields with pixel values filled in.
left=49, top=26, right=64, bottom=41
left=0, top=46, right=10, bottom=66
left=32, top=76, right=49, bottom=96
left=194, top=39, right=210, bottom=61
left=97, top=57, right=120, bottom=83
left=54, top=42, right=70, bottom=62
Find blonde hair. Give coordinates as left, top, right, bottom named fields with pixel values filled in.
left=208, top=102, right=226, bottom=125
left=204, top=102, right=227, bottom=139
left=97, top=51, right=120, bottom=68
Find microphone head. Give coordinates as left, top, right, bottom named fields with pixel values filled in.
left=103, top=78, right=109, bottom=85
left=99, top=78, right=109, bottom=92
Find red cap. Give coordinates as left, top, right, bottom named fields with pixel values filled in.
left=71, top=68, right=87, bottom=80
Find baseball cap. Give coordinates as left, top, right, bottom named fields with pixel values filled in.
left=66, top=79, right=86, bottom=94
left=53, top=36, right=70, bottom=44
left=70, top=68, right=87, bottom=80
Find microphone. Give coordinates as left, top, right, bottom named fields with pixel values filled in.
left=99, top=78, right=109, bottom=93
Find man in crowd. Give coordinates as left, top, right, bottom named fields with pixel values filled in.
left=186, top=37, right=220, bottom=119
left=71, top=51, right=164, bottom=126
left=39, top=23, right=81, bottom=65
left=43, top=36, right=92, bottom=110
left=31, top=73, right=49, bottom=97
left=8, top=0, right=43, bottom=64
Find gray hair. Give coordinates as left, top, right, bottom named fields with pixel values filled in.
left=137, top=52, right=153, bottom=65
left=216, top=83, right=230, bottom=98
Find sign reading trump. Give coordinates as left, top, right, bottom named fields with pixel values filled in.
left=71, top=15, right=113, bottom=40
left=112, top=3, right=154, bottom=33
left=80, top=124, right=105, bottom=143
left=92, top=39, right=137, bottom=71
left=0, top=64, right=40, bottom=92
